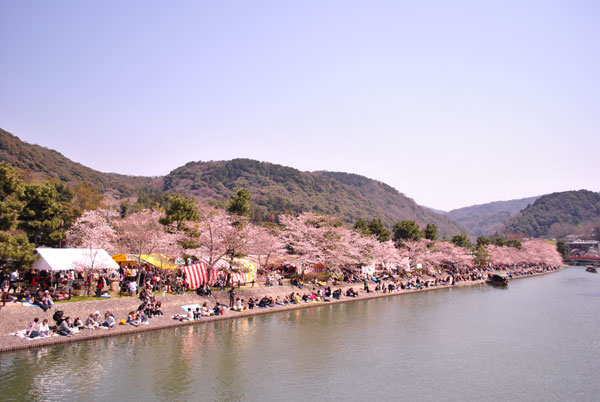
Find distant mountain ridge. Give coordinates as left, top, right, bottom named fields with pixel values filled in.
left=445, top=196, right=540, bottom=236
left=501, top=190, right=600, bottom=237
left=0, top=128, right=465, bottom=237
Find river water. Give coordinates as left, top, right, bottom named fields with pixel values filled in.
left=1, top=267, right=598, bottom=402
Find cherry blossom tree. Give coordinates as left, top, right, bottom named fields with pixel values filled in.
left=66, top=209, right=117, bottom=270
left=278, top=212, right=326, bottom=270
left=183, top=206, right=241, bottom=280
left=114, top=209, right=182, bottom=282
left=250, top=225, right=285, bottom=268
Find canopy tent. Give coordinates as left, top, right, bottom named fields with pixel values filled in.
left=112, top=253, right=178, bottom=270
left=183, top=258, right=259, bottom=288
left=33, top=248, right=119, bottom=271
left=296, top=263, right=326, bottom=274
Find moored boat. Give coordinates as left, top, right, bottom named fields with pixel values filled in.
left=487, top=273, right=509, bottom=286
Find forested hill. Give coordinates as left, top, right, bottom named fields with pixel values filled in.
left=0, top=129, right=465, bottom=237
left=0, top=128, right=152, bottom=196
left=162, top=159, right=466, bottom=237
left=501, top=190, right=600, bottom=237
left=445, top=196, right=540, bottom=236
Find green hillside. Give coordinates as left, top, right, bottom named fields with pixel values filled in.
left=502, top=190, right=600, bottom=237
left=0, top=129, right=465, bottom=237
left=0, top=128, right=152, bottom=196
left=445, top=196, right=539, bottom=236
left=162, top=159, right=466, bottom=237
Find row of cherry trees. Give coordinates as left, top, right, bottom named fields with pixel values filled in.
left=66, top=207, right=563, bottom=277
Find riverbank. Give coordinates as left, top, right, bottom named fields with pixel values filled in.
left=0, top=267, right=563, bottom=353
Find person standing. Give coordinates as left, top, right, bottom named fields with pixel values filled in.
left=228, top=286, right=236, bottom=308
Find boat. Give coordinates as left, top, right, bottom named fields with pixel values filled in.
left=585, top=266, right=597, bottom=273
left=487, top=273, right=509, bottom=286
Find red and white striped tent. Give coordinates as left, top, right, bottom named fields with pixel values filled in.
left=184, top=259, right=259, bottom=289
left=184, top=262, right=209, bottom=290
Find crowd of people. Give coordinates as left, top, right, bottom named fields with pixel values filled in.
left=7, top=263, right=562, bottom=342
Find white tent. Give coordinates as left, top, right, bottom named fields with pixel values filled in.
left=32, top=248, right=120, bottom=271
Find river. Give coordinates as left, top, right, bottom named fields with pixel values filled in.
left=1, top=267, right=598, bottom=402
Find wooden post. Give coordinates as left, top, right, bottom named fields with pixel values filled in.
left=68, top=287, right=72, bottom=301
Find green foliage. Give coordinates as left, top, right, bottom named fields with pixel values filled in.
left=368, top=218, right=391, bottom=242
left=135, top=188, right=168, bottom=210
left=0, top=231, right=36, bottom=272
left=160, top=194, right=199, bottom=229
left=503, top=190, right=600, bottom=238
left=0, top=163, right=79, bottom=247
left=227, top=188, right=252, bottom=217
left=424, top=223, right=438, bottom=241
left=18, top=183, right=67, bottom=246
left=451, top=234, right=472, bottom=249
left=0, top=162, right=25, bottom=230
left=476, top=236, right=491, bottom=248
left=353, top=218, right=370, bottom=236
left=72, top=182, right=104, bottom=211
left=505, top=239, right=522, bottom=249
left=473, top=245, right=489, bottom=267
left=393, top=220, right=423, bottom=244
left=556, top=241, right=568, bottom=257
left=492, top=237, right=506, bottom=246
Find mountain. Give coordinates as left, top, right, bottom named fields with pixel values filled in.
left=445, top=196, right=540, bottom=236
left=0, top=129, right=466, bottom=237
left=501, top=190, right=600, bottom=238
left=424, top=206, right=447, bottom=215
left=162, top=159, right=466, bottom=237
left=0, top=128, right=152, bottom=196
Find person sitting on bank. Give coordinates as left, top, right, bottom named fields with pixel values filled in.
left=213, top=303, right=223, bottom=316
left=102, top=311, right=115, bottom=328
left=85, top=313, right=99, bottom=330
left=42, top=290, right=54, bottom=308
left=233, top=297, right=243, bottom=311
left=39, top=319, right=51, bottom=337
left=127, top=311, right=141, bottom=327
left=58, top=317, right=74, bottom=336
left=153, top=301, right=164, bottom=316
left=33, top=290, right=51, bottom=311
left=73, top=317, right=84, bottom=331
left=198, top=302, right=210, bottom=317
left=26, top=317, right=40, bottom=338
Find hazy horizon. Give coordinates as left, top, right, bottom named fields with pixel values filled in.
left=1, top=1, right=599, bottom=210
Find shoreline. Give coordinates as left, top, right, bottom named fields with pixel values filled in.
left=0, top=268, right=563, bottom=354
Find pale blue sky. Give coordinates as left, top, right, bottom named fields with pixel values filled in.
left=1, top=1, right=598, bottom=211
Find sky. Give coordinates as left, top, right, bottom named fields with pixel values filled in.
left=1, top=1, right=598, bottom=211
